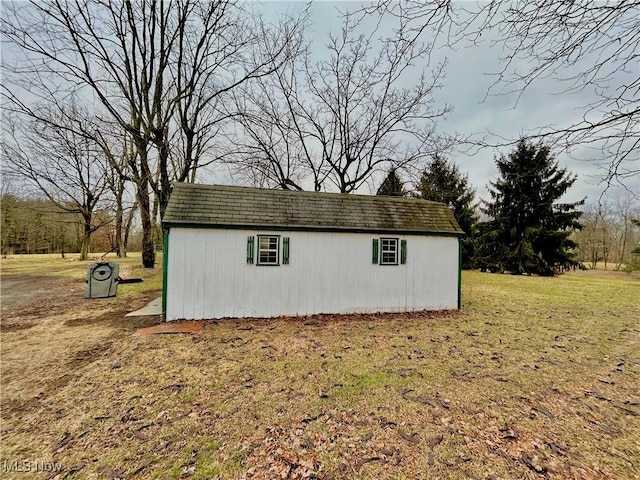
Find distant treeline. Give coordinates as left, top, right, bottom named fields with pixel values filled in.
left=573, top=202, right=640, bottom=271
left=0, top=194, right=142, bottom=256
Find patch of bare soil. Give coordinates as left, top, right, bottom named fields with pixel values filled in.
left=1, top=274, right=83, bottom=331
left=1, top=274, right=161, bottom=332
left=62, top=298, right=161, bottom=331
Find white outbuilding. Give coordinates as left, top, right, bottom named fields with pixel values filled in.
left=161, top=183, right=464, bottom=320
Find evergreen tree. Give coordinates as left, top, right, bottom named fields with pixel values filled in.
left=476, top=140, right=583, bottom=276
left=416, top=155, right=478, bottom=268
left=376, top=169, right=406, bottom=197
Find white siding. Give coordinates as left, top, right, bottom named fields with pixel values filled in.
left=165, top=228, right=459, bottom=320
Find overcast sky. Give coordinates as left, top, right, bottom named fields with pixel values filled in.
left=265, top=1, right=638, bottom=204
left=2, top=1, right=636, bottom=205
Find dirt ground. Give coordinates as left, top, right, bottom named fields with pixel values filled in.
left=1, top=274, right=160, bottom=332
left=1, top=275, right=83, bottom=330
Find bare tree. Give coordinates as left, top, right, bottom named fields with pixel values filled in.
left=1, top=105, right=110, bottom=260
left=2, top=86, right=139, bottom=259
left=2, top=0, right=306, bottom=267
left=575, top=193, right=640, bottom=269
left=574, top=199, right=613, bottom=269
left=95, top=129, right=138, bottom=258
left=170, top=5, right=308, bottom=183
left=612, top=194, right=640, bottom=270
left=368, top=1, right=640, bottom=190
left=227, top=11, right=455, bottom=193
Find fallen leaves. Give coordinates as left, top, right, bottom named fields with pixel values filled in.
left=428, top=435, right=444, bottom=449
left=245, top=410, right=423, bottom=478
left=397, top=429, right=421, bottom=444
left=245, top=424, right=328, bottom=479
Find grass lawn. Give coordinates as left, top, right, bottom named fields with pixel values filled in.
left=1, top=255, right=638, bottom=479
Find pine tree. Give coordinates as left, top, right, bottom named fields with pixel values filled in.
left=416, top=155, right=478, bottom=268
left=476, top=140, right=583, bottom=276
left=376, top=169, right=406, bottom=197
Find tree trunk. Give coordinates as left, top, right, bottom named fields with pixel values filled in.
left=130, top=137, right=155, bottom=268
left=122, top=199, right=138, bottom=258
left=114, top=183, right=124, bottom=258
left=151, top=188, right=161, bottom=249
left=138, top=181, right=155, bottom=268
left=602, top=221, right=609, bottom=270
left=114, top=177, right=125, bottom=258
left=79, top=218, right=91, bottom=260
left=617, top=222, right=628, bottom=271
left=158, top=134, right=172, bottom=219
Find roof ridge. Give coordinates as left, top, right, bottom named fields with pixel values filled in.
left=172, top=182, right=445, bottom=206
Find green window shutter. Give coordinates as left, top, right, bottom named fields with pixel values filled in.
left=283, top=237, right=290, bottom=265
left=247, top=236, right=255, bottom=264
left=372, top=238, right=379, bottom=264
left=401, top=239, right=407, bottom=264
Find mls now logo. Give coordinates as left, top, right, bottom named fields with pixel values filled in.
left=2, top=459, right=63, bottom=473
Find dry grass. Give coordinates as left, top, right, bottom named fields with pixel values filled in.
left=1, top=256, right=638, bottom=479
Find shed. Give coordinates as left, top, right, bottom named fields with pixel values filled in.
left=161, top=183, right=464, bottom=320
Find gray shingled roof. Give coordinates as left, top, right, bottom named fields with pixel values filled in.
left=162, top=183, right=464, bottom=235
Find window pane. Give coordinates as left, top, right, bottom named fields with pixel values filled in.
left=380, top=238, right=398, bottom=264
left=260, top=251, right=277, bottom=263
left=257, top=235, right=279, bottom=265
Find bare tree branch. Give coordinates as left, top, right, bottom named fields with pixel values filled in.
left=366, top=1, right=640, bottom=190
left=2, top=0, right=307, bottom=266
left=227, top=10, right=457, bottom=193
left=1, top=103, right=110, bottom=259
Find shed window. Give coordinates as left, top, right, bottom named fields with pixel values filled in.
left=257, top=235, right=279, bottom=265
left=380, top=238, right=398, bottom=265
